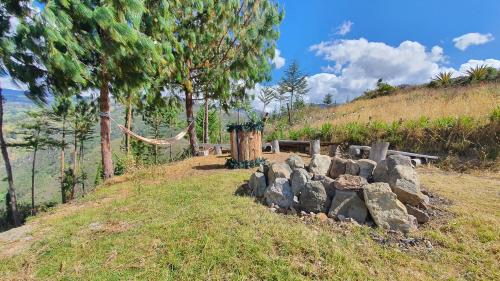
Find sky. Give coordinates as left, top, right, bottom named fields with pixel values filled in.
left=2, top=0, right=499, bottom=108
left=262, top=0, right=500, bottom=106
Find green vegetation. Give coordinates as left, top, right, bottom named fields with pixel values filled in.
left=0, top=157, right=498, bottom=280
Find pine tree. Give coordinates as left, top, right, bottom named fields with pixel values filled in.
left=40, top=0, right=161, bottom=179
left=159, top=1, right=283, bottom=155
left=15, top=110, right=58, bottom=215
left=0, top=0, right=47, bottom=226
left=278, top=61, right=309, bottom=116
left=323, top=93, right=333, bottom=105
left=258, top=87, right=276, bottom=113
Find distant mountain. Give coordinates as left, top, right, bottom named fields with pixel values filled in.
left=1, top=89, right=33, bottom=104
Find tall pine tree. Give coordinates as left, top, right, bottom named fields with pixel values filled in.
left=41, top=0, right=161, bottom=179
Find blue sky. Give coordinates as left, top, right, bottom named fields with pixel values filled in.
left=263, top=0, right=500, bottom=104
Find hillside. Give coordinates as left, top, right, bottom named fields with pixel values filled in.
left=267, top=82, right=500, bottom=170
left=0, top=153, right=498, bottom=280
left=288, top=83, right=499, bottom=129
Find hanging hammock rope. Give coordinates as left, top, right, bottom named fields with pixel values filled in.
left=101, top=112, right=192, bottom=146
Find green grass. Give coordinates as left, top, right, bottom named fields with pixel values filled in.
left=0, top=158, right=498, bottom=280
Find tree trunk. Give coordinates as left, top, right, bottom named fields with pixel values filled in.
left=125, top=94, right=132, bottom=155
left=99, top=71, right=113, bottom=179
left=60, top=118, right=66, bottom=203
left=0, top=87, right=21, bottom=226
left=71, top=132, right=77, bottom=200
left=218, top=107, right=222, bottom=144
left=184, top=89, right=199, bottom=156
left=31, top=148, right=37, bottom=215
left=286, top=103, right=291, bottom=124
left=80, top=140, right=85, bottom=196
left=203, top=95, right=209, bottom=143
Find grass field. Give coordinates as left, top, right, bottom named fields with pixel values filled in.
left=287, top=83, right=500, bottom=130
left=0, top=153, right=498, bottom=280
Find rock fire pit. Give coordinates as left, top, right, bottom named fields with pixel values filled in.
left=246, top=153, right=432, bottom=233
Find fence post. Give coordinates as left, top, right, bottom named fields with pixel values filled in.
left=310, top=139, right=320, bottom=156
left=272, top=140, right=280, bottom=153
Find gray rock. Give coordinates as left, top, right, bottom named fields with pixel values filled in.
left=328, top=190, right=368, bottom=223
left=386, top=154, right=412, bottom=170
left=345, top=160, right=360, bottom=175
left=308, top=154, right=332, bottom=176
left=286, top=154, right=305, bottom=170
left=313, top=174, right=335, bottom=198
left=389, top=165, right=426, bottom=206
left=249, top=172, right=267, bottom=197
left=357, top=159, right=377, bottom=179
left=333, top=174, right=368, bottom=191
left=290, top=168, right=310, bottom=195
left=328, top=157, right=347, bottom=179
left=267, top=162, right=292, bottom=185
left=405, top=204, right=430, bottom=223
left=373, top=159, right=389, bottom=183
left=264, top=178, right=293, bottom=209
left=299, top=181, right=329, bottom=213
left=363, top=182, right=413, bottom=233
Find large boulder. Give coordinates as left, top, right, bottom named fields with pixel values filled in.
left=308, top=154, right=332, bottom=176
left=264, top=178, right=293, bottom=209
left=363, top=183, right=413, bottom=233
left=299, top=181, right=329, bottom=213
left=345, top=160, right=360, bottom=176
left=357, top=159, right=377, bottom=179
left=388, top=165, right=426, bottom=206
left=267, top=163, right=292, bottom=185
left=328, top=157, right=347, bottom=179
left=373, top=159, right=389, bottom=183
left=333, top=174, right=368, bottom=191
left=328, top=190, right=368, bottom=223
left=286, top=154, right=305, bottom=170
left=290, top=168, right=311, bottom=195
left=313, top=174, right=335, bottom=198
left=249, top=172, right=267, bottom=197
left=386, top=154, right=412, bottom=170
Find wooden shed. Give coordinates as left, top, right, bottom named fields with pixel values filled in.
left=226, top=121, right=264, bottom=168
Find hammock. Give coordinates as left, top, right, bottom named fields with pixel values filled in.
left=116, top=123, right=190, bottom=146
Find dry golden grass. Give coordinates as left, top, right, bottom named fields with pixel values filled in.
left=293, top=83, right=500, bottom=129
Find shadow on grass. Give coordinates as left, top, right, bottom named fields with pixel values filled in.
left=192, top=164, right=227, bottom=170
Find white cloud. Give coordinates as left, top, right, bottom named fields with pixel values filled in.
left=271, top=49, right=285, bottom=69
left=308, top=38, right=447, bottom=102
left=336, top=20, right=353, bottom=36
left=452, top=32, right=494, bottom=51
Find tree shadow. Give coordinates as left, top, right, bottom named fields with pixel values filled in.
left=192, top=164, right=226, bottom=170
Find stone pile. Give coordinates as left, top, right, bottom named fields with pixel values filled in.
left=247, top=153, right=431, bottom=233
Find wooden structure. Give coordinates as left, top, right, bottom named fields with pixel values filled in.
left=228, top=127, right=263, bottom=162
left=349, top=144, right=439, bottom=164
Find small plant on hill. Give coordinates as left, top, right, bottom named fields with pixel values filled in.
left=359, top=79, right=397, bottom=99
left=433, top=71, right=453, bottom=87
left=466, top=65, right=489, bottom=82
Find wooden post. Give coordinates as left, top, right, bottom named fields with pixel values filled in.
left=215, top=145, right=222, bottom=156
left=272, top=140, right=280, bottom=153
left=310, top=139, right=320, bottom=156
left=369, top=141, right=390, bottom=163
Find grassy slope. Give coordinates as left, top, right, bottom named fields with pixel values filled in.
left=0, top=154, right=498, bottom=280
left=286, top=83, right=500, bottom=130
